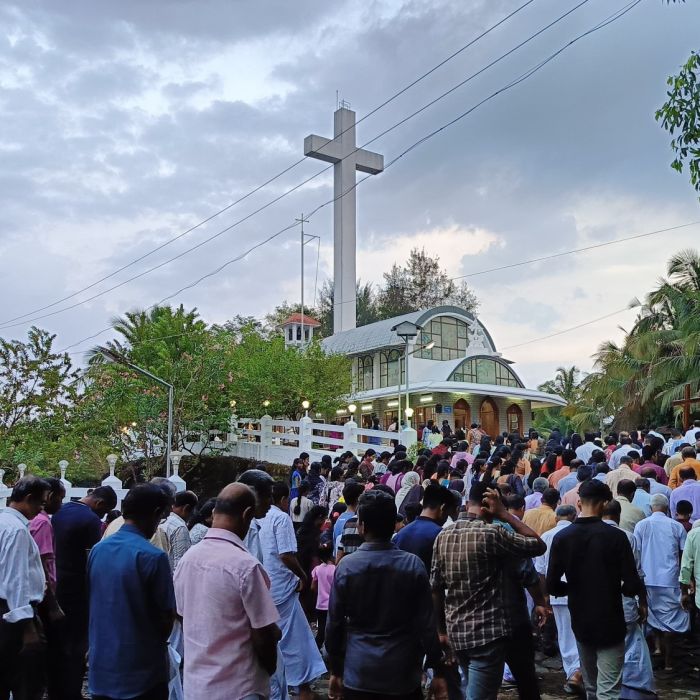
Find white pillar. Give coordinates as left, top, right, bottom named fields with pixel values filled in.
left=260, top=414, right=273, bottom=462
left=0, top=469, right=9, bottom=510
left=168, top=450, right=186, bottom=493
left=59, top=460, right=72, bottom=502
left=102, top=454, right=123, bottom=490
left=401, top=425, right=418, bottom=451
left=299, top=415, right=313, bottom=455
left=344, top=419, right=358, bottom=454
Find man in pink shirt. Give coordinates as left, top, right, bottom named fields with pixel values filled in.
left=633, top=445, right=668, bottom=485
left=174, top=483, right=281, bottom=700
left=29, top=477, right=65, bottom=593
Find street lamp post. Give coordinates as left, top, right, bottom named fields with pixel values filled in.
left=98, top=347, right=175, bottom=477
left=391, top=321, right=421, bottom=425
left=302, top=399, right=310, bottom=418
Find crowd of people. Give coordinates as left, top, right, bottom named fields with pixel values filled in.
left=1, top=419, right=700, bottom=700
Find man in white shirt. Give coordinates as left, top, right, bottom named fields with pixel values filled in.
left=683, top=420, right=700, bottom=447
left=259, top=482, right=325, bottom=700
left=0, top=476, right=50, bottom=699
left=575, top=433, right=598, bottom=465
left=609, top=435, right=635, bottom=470
left=669, top=467, right=700, bottom=522
left=633, top=494, right=689, bottom=671
left=162, top=490, right=197, bottom=571
left=535, top=505, right=582, bottom=694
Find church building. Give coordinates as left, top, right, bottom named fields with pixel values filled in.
left=320, top=305, right=566, bottom=435
left=298, top=105, right=564, bottom=436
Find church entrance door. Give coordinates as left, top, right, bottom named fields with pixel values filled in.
left=480, top=398, right=499, bottom=438
left=453, top=399, right=471, bottom=432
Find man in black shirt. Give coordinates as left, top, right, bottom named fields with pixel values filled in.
left=546, top=479, right=642, bottom=700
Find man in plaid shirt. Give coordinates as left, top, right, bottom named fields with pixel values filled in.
left=432, top=483, right=546, bottom=700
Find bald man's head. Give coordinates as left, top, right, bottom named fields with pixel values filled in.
left=213, top=483, right=257, bottom=538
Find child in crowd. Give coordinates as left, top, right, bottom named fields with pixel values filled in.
left=311, top=546, right=336, bottom=650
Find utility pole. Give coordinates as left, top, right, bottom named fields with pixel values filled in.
left=296, top=214, right=319, bottom=348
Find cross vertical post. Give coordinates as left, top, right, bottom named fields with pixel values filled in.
left=304, top=106, right=384, bottom=334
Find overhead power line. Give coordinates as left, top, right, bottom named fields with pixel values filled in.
left=3, top=0, right=591, bottom=332
left=500, top=306, right=636, bottom=350
left=329, top=220, right=700, bottom=308
left=56, top=0, right=644, bottom=356
left=1, top=0, right=540, bottom=328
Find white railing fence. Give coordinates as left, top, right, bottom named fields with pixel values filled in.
left=0, top=453, right=187, bottom=511
left=229, top=414, right=417, bottom=466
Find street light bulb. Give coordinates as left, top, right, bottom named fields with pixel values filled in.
left=405, top=407, right=414, bottom=418
left=131, top=421, right=137, bottom=427
left=302, top=400, right=310, bottom=410
left=263, top=400, right=270, bottom=407
left=348, top=404, right=357, bottom=414
left=230, top=399, right=237, bottom=408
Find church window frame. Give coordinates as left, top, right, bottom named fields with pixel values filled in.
left=357, top=355, right=374, bottom=391
left=449, top=357, right=523, bottom=388
left=380, top=349, right=403, bottom=388
left=418, top=316, right=469, bottom=361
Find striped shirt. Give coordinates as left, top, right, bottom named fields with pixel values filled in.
left=431, top=513, right=545, bottom=650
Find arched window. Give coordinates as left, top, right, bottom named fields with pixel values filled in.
left=506, top=404, right=523, bottom=434
left=357, top=355, right=374, bottom=391
left=449, top=357, right=522, bottom=388
left=480, top=398, right=499, bottom=438
left=418, top=316, right=469, bottom=360
left=380, top=350, right=403, bottom=388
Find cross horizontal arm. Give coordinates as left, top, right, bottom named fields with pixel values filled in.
left=304, top=134, right=343, bottom=164
left=355, top=148, right=384, bottom=175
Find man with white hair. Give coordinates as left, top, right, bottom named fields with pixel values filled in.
left=535, top=505, right=582, bottom=694
left=524, top=477, right=548, bottom=511
left=633, top=493, right=689, bottom=672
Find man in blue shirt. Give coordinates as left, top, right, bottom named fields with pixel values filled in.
left=88, top=483, right=175, bottom=700
left=332, top=481, right=364, bottom=554
left=52, top=485, right=117, bottom=700
left=395, top=484, right=452, bottom=571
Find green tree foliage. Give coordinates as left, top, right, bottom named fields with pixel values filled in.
left=315, top=280, right=381, bottom=337
left=656, top=51, right=700, bottom=196
left=229, top=329, right=351, bottom=419
left=269, top=248, right=479, bottom=337
left=567, top=250, right=700, bottom=429
left=377, top=248, right=479, bottom=318
left=0, top=327, right=93, bottom=480
left=534, top=366, right=584, bottom=436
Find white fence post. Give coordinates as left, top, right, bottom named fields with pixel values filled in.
left=299, top=416, right=313, bottom=455
left=401, top=426, right=418, bottom=451
left=168, top=451, right=186, bottom=493
left=59, top=460, right=72, bottom=502
left=344, top=419, right=357, bottom=453
left=260, top=414, right=273, bottom=462
left=102, top=454, right=123, bottom=490
left=0, top=469, right=9, bottom=510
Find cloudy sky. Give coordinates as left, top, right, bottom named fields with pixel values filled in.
left=0, top=0, right=698, bottom=388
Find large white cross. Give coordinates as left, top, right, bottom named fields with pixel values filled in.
left=304, top=107, right=384, bottom=333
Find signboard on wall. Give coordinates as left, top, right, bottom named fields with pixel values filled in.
left=442, top=406, right=453, bottom=415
